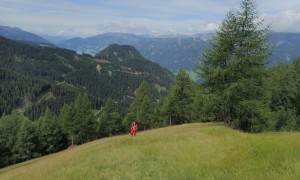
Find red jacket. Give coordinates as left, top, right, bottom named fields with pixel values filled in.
left=131, top=124, right=138, bottom=131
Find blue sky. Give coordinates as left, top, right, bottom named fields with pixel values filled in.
left=1, top=0, right=300, bottom=37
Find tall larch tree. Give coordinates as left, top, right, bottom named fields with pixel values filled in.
left=122, top=81, right=153, bottom=130
left=163, top=69, right=195, bottom=125
left=14, top=118, right=40, bottom=162
left=199, top=0, right=272, bottom=132
left=73, top=93, right=96, bottom=144
left=60, top=103, right=76, bottom=145
left=0, top=114, right=23, bottom=167
left=38, top=108, right=67, bottom=154
left=97, top=97, right=122, bottom=138
left=60, top=93, right=96, bottom=145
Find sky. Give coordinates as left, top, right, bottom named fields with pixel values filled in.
left=1, top=0, right=300, bottom=37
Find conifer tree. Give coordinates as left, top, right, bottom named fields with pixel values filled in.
left=0, top=114, right=23, bottom=167
left=73, top=93, right=96, bottom=144
left=38, top=108, right=67, bottom=154
left=14, top=118, right=40, bottom=162
left=152, top=97, right=168, bottom=128
left=97, top=97, right=122, bottom=137
left=199, top=0, right=272, bottom=132
left=137, top=95, right=153, bottom=130
left=60, top=93, right=96, bottom=145
left=123, top=81, right=153, bottom=129
left=163, top=69, right=195, bottom=125
left=192, top=87, right=216, bottom=122
left=60, top=103, right=76, bottom=145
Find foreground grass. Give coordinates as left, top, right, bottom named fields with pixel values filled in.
left=1, top=123, right=300, bottom=179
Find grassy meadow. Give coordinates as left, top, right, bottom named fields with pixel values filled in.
left=1, top=123, right=300, bottom=179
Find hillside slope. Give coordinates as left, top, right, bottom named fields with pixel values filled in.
left=0, top=37, right=174, bottom=119
left=1, top=123, right=300, bottom=179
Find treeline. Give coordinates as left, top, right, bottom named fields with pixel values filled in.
left=0, top=85, right=168, bottom=168
left=268, top=60, right=300, bottom=130
left=0, top=93, right=116, bottom=168
left=0, top=78, right=161, bottom=167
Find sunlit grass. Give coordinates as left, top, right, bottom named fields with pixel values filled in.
left=1, top=123, right=300, bottom=179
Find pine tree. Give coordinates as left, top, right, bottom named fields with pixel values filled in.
left=192, top=87, right=216, bottom=122
left=199, top=0, right=272, bottom=132
left=73, top=93, right=96, bottom=144
left=38, top=108, right=67, bottom=154
left=97, top=97, right=122, bottom=138
left=152, top=97, right=168, bottom=128
left=163, top=69, right=195, bottom=125
left=60, top=93, right=96, bottom=145
left=60, top=103, right=76, bottom=145
left=123, top=81, right=153, bottom=129
left=0, top=114, right=24, bottom=167
left=14, top=118, right=40, bottom=162
left=137, top=95, right=153, bottom=130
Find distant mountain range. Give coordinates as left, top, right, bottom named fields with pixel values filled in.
left=269, top=32, right=300, bottom=64
left=0, top=25, right=54, bottom=47
left=58, top=32, right=300, bottom=72
left=1, top=25, right=300, bottom=72
left=59, top=33, right=211, bottom=72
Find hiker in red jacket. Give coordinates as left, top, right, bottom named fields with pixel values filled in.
left=131, top=121, right=138, bottom=136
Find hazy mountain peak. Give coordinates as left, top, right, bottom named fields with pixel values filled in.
left=0, top=25, right=50, bottom=44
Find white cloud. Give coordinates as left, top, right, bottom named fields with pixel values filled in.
left=1, top=0, right=300, bottom=36
left=96, top=22, right=150, bottom=35
left=204, top=23, right=219, bottom=32
left=265, top=10, right=300, bottom=32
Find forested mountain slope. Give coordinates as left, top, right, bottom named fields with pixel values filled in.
left=0, top=37, right=174, bottom=120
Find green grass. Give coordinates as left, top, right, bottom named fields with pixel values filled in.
left=1, top=123, right=300, bottom=179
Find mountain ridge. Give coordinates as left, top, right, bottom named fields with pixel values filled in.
left=1, top=25, right=300, bottom=72
left=0, top=36, right=174, bottom=119
left=0, top=25, right=54, bottom=47
left=59, top=32, right=300, bottom=72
